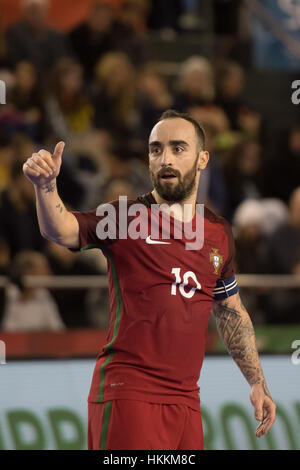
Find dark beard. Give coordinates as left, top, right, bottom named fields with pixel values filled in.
left=150, top=158, right=198, bottom=203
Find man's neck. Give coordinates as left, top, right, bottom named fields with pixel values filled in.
left=151, top=189, right=198, bottom=222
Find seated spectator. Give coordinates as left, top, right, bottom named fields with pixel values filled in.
left=0, top=133, right=14, bottom=192
left=0, top=18, right=6, bottom=66
left=0, top=161, right=46, bottom=257
left=174, top=56, right=216, bottom=111
left=1, top=251, right=64, bottom=332
left=113, top=0, right=148, bottom=64
left=136, top=65, right=174, bottom=140
left=69, top=2, right=117, bottom=81
left=118, top=0, right=150, bottom=35
left=0, top=238, right=10, bottom=276
left=260, top=188, right=300, bottom=324
left=215, top=60, right=256, bottom=132
left=186, top=110, right=228, bottom=215
left=264, top=123, right=300, bottom=203
left=266, top=187, right=300, bottom=275
left=93, top=52, right=137, bottom=143
left=45, top=241, right=103, bottom=328
left=9, top=61, right=45, bottom=142
left=69, top=1, right=145, bottom=81
left=223, top=138, right=264, bottom=221
left=45, top=58, right=94, bottom=142
left=6, top=0, right=71, bottom=73
left=103, top=177, right=137, bottom=202
left=147, top=0, right=182, bottom=33
left=232, top=198, right=288, bottom=324
left=233, top=199, right=270, bottom=274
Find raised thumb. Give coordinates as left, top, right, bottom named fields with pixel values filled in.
left=53, top=141, right=65, bottom=160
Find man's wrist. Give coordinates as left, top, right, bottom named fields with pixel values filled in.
left=35, top=179, right=57, bottom=193
left=251, top=379, right=273, bottom=401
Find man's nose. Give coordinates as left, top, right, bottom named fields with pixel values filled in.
left=160, top=147, right=173, bottom=166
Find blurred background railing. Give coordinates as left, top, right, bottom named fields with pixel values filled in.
left=0, top=274, right=299, bottom=358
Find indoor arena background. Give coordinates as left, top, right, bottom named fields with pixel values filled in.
left=0, top=0, right=299, bottom=450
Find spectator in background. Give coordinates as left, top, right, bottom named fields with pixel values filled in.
left=213, top=0, right=241, bottom=58
left=118, top=0, right=150, bottom=35
left=69, top=0, right=146, bottom=81
left=6, top=0, right=71, bottom=73
left=45, top=241, right=103, bottom=328
left=0, top=161, right=46, bottom=257
left=69, top=1, right=117, bottom=81
left=136, top=65, right=174, bottom=140
left=188, top=109, right=228, bottom=215
left=104, top=177, right=137, bottom=202
left=223, top=138, right=264, bottom=221
left=0, top=239, right=10, bottom=276
left=0, top=134, right=14, bottom=192
left=215, top=60, right=245, bottom=130
left=215, top=60, right=262, bottom=138
left=260, top=188, right=300, bottom=324
left=9, top=133, right=85, bottom=209
left=266, top=187, right=300, bottom=275
left=147, top=0, right=182, bottom=33
left=232, top=198, right=288, bottom=324
left=45, top=57, right=94, bottom=143
left=233, top=199, right=269, bottom=275
left=9, top=61, right=45, bottom=142
left=0, top=18, right=6, bottom=67
left=174, top=56, right=216, bottom=111
left=1, top=251, right=64, bottom=332
left=265, top=124, right=300, bottom=203
left=93, top=52, right=137, bottom=144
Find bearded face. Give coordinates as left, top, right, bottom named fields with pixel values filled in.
left=150, top=156, right=199, bottom=203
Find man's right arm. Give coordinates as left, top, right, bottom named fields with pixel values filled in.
left=23, top=142, right=80, bottom=250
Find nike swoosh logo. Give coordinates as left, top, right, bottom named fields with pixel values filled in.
left=146, top=236, right=171, bottom=245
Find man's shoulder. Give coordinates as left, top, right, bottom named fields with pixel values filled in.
left=203, top=205, right=230, bottom=230
left=102, top=194, right=152, bottom=210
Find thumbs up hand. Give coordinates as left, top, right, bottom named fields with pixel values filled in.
left=23, top=141, right=65, bottom=188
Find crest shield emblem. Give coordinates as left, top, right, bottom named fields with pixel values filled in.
left=209, top=248, right=223, bottom=275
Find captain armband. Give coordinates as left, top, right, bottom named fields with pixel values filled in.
left=213, top=275, right=238, bottom=301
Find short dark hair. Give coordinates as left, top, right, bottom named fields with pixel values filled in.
left=158, top=109, right=206, bottom=150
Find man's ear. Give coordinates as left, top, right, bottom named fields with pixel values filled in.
left=198, top=151, right=210, bottom=171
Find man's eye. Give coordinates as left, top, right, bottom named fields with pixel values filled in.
left=152, top=148, right=160, bottom=154
left=174, top=147, right=183, bottom=153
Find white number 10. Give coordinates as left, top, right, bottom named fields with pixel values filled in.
left=171, top=268, right=201, bottom=298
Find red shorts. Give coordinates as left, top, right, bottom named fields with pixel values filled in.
left=88, top=399, right=204, bottom=450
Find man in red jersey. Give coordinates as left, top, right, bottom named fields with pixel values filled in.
left=23, top=109, right=276, bottom=450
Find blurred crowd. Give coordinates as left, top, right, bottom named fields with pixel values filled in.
left=0, top=0, right=299, bottom=331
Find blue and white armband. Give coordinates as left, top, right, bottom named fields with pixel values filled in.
left=213, top=275, right=239, bottom=301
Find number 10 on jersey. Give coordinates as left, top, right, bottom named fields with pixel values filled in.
left=171, top=268, right=201, bottom=299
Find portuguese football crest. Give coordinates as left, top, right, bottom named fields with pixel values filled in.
left=209, top=248, right=223, bottom=275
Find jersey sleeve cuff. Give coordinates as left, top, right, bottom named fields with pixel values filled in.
left=213, top=275, right=238, bottom=301
left=69, top=211, right=88, bottom=252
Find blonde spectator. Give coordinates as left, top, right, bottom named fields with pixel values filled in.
left=93, top=52, right=137, bottom=140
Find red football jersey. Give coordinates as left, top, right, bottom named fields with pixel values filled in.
left=72, top=192, right=238, bottom=411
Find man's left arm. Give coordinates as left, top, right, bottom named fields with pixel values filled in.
left=211, top=292, right=276, bottom=437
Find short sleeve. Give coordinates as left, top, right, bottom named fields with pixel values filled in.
left=70, top=199, right=123, bottom=251
left=71, top=210, right=100, bottom=251
left=213, top=219, right=238, bottom=301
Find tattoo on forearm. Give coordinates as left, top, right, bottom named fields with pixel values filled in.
left=42, top=182, right=56, bottom=193
left=212, top=297, right=263, bottom=386
left=56, top=203, right=63, bottom=214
